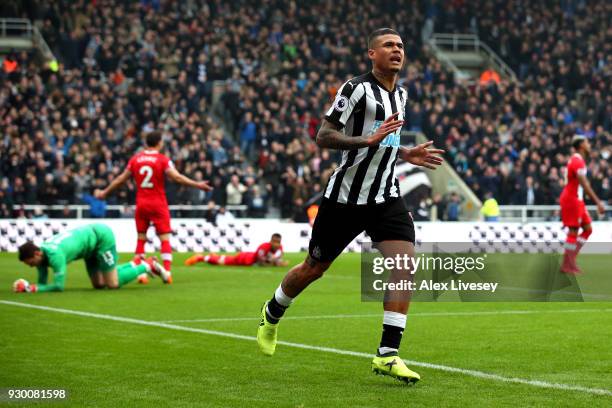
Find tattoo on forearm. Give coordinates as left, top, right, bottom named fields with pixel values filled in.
left=316, top=120, right=368, bottom=150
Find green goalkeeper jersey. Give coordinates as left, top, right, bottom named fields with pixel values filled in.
left=37, top=224, right=112, bottom=292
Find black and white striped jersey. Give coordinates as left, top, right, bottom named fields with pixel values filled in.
left=323, top=72, right=407, bottom=205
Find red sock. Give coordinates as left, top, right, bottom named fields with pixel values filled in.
left=223, top=255, right=237, bottom=265
left=564, top=232, right=577, bottom=251
left=563, top=232, right=578, bottom=264
left=205, top=254, right=220, bottom=265
left=135, top=239, right=146, bottom=264
left=577, top=229, right=592, bottom=253
left=161, top=240, right=172, bottom=271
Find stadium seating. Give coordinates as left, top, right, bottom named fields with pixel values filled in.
left=0, top=0, right=609, bottom=220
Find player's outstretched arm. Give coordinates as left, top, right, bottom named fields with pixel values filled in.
left=399, top=141, right=444, bottom=170
left=577, top=173, right=606, bottom=215
left=316, top=113, right=403, bottom=150
left=95, top=169, right=132, bottom=200
left=166, top=167, right=212, bottom=191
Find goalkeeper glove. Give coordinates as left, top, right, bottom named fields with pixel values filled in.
left=12, top=279, right=38, bottom=293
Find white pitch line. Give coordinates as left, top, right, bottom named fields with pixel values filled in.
left=160, top=308, right=612, bottom=323
left=1, top=300, right=611, bottom=397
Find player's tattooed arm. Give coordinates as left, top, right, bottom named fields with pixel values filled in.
left=316, top=113, right=403, bottom=150
left=316, top=119, right=368, bottom=149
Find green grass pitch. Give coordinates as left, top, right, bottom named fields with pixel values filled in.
left=0, top=252, right=611, bottom=407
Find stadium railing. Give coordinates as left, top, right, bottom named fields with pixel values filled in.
left=428, top=33, right=517, bottom=82
left=404, top=131, right=482, bottom=220
left=17, top=204, right=248, bottom=219
left=0, top=18, right=55, bottom=62
left=498, top=205, right=605, bottom=223
left=13, top=204, right=606, bottom=223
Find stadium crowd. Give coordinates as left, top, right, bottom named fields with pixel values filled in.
left=0, top=0, right=609, bottom=220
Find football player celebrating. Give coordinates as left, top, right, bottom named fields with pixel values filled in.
left=184, top=233, right=289, bottom=267
left=559, top=135, right=606, bottom=274
left=95, top=131, right=212, bottom=282
left=14, top=223, right=170, bottom=293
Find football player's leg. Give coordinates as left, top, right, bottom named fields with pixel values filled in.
left=86, top=254, right=106, bottom=289
left=258, top=200, right=362, bottom=356
left=257, top=255, right=333, bottom=356
left=184, top=253, right=205, bottom=266
left=577, top=224, right=592, bottom=253
left=134, top=207, right=149, bottom=263
left=375, top=240, right=414, bottom=352
left=155, top=209, right=173, bottom=271
left=368, top=200, right=420, bottom=383
left=134, top=208, right=150, bottom=283
left=220, top=254, right=238, bottom=265
left=231, top=252, right=257, bottom=266
left=89, top=270, right=106, bottom=289
left=93, top=225, right=146, bottom=287
left=231, top=252, right=272, bottom=267
left=113, top=262, right=151, bottom=286
left=560, top=203, right=581, bottom=274
left=204, top=253, right=221, bottom=264
left=577, top=205, right=593, bottom=254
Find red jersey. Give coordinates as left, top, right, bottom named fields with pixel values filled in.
left=560, top=153, right=586, bottom=203
left=255, top=242, right=283, bottom=261
left=127, top=150, right=174, bottom=207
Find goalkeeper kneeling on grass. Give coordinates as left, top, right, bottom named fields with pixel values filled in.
left=14, top=223, right=171, bottom=293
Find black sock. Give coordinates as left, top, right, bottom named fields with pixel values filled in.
left=378, top=324, right=404, bottom=355
left=265, top=295, right=287, bottom=324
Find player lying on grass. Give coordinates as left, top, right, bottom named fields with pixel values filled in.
left=184, top=233, right=289, bottom=267
left=559, top=135, right=606, bottom=274
left=13, top=223, right=171, bottom=293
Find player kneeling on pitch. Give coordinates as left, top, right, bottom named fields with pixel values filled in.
left=13, top=224, right=171, bottom=293
left=184, top=233, right=289, bottom=268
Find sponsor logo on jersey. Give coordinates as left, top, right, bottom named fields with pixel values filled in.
left=370, top=120, right=400, bottom=147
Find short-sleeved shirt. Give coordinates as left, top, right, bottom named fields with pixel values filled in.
left=323, top=72, right=407, bottom=205
left=127, top=150, right=174, bottom=208
left=255, top=242, right=283, bottom=261
left=561, top=153, right=586, bottom=203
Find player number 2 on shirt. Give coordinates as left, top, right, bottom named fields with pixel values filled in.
left=139, top=165, right=154, bottom=188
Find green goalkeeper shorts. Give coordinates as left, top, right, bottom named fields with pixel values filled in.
left=85, top=224, right=118, bottom=275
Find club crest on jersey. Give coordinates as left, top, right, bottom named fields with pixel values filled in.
left=371, top=120, right=400, bottom=147
left=334, top=95, right=349, bottom=112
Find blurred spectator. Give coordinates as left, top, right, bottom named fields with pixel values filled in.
left=247, top=186, right=268, bottom=218
left=239, top=112, right=257, bottom=159
left=204, top=200, right=217, bottom=224
left=291, top=198, right=308, bottom=223
left=81, top=193, right=107, bottom=218
left=446, top=192, right=462, bottom=221
left=32, top=207, right=48, bottom=220
left=215, top=207, right=236, bottom=224
left=226, top=175, right=247, bottom=206
left=479, top=66, right=501, bottom=86
left=481, top=192, right=500, bottom=222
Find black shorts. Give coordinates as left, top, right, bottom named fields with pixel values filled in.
left=309, top=198, right=415, bottom=263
